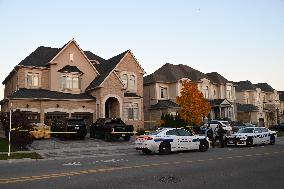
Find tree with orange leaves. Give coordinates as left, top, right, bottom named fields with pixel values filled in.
left=176, top=80, right=211, bottom=126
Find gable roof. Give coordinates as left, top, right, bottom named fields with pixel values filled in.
left=234, top=80, right=256, bottom=91
left=144, top=63, right=207, bottom=85
left=6, top=88, right=95, bottom=100
left=206, top=72, right=229, bottom=84
left=237, top=103, right=258, bottom=112
left=254, top=83, right=274, bottom=93
left=58, top=65, right=83, bottom=74
left=85, top=50, right=129, bottom=91
left=149, top=100, right=180, bottom=110
left=209, top=99, right=231, bottom=107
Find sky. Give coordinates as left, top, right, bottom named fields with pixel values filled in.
left=0, top=0, right=284, bottom=101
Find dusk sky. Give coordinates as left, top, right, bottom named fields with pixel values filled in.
left=0, top=0, right=283, bottom=100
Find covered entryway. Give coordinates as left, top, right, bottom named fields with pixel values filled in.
left=105, top=97, right=120, bottom=118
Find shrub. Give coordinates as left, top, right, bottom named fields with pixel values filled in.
left=0, top=110, right=34, bottom=150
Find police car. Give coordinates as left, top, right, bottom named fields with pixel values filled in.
left=135, top=128, right=210, bottom=155
left=225, top=127, right=277, bottom=146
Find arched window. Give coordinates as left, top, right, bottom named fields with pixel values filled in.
left=129, top=75, right=135, bottom=90
left=121, top=74, right=128, bottom=88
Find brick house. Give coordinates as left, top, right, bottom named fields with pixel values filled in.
left=235, top=80, right=280, bottom=127
left=278, top=91, right=284, bottom=123
left=143, top=63, right=236, bottom=128
left=1, top=39, right=145, bottom=130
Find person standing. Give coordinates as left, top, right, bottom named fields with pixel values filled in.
left=217, top=124, right=226, bottom=148
left=205, top=126, right=214, bottom=147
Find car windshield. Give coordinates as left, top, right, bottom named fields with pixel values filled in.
left=237, top=128, right=254, bottom=133
left=221, top=121, right=229, bottom=126
left=147, top=130, right=163, bottom=135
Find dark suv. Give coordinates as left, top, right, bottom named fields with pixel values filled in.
left=90, top=118, right=134, bottom=141
left=51, top=117, right=87, bottom=140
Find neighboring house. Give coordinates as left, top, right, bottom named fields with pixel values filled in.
left=234, top=80, right=280, bottom=127
left=0, top=39, right=145, bottom=130
left=278, top=91, right=284, bottom=123
left=143, top=63, right=236, bottom=128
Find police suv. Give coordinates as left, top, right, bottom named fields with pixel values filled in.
left=225, top=127, right=277, bottom=146
left=135, top=128, right=210, bottom=155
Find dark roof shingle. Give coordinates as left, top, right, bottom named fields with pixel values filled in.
left=86, top=50, right=129, bottom=90
left=7, top=88, right=95, bottom=100
left=254, top=83, right=274, bottom=93
left=150, top=100, right=180, bottom=110
left=235, top=80, right=256, bottom=91
left=206, top=72, right=229, bottom=84
left=58, top=65, right=83, bottom=73
left=144, top=63, right=207, bottom=85
left=237, top=103, right=258, bottom=112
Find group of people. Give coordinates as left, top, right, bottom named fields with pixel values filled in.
left=205, top=123, right=227, bottom=148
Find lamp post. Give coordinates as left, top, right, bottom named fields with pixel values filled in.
left=8, top=102, right=12, bottom=157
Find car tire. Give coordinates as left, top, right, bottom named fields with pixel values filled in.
left=123, top=135, right=131, bottom=141
left=159, top=142, right=171, bottom=155
left=142, top=149, right=152, bottom=155
left=269, top=135, right=275, bottom=145
left=104, top=133, right=112, bottom=142
left=199, top=140, right=209, bottom=152
left=246, top=137, right=253, bottom=147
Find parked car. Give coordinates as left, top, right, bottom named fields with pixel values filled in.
left=90, top=118, right=134, bottom=141
left=135, top=128, right=209, bottom=155
left=271, top=124, right=284, bottom=132
left=205, top=120, right=232, bottom=133
left=51, top=117, right=87, bottom=140
left=230, top=122, right=247, bottom=133
left=225, top=127, right=276, bottom=147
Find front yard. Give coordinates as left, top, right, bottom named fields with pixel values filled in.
left=0, top=138, right=42, bottom=160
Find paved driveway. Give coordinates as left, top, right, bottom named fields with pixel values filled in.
left=28, top=134, right=136, bottom=160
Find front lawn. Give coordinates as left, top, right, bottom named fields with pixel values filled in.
left=0, top=152, right=42, bottom=160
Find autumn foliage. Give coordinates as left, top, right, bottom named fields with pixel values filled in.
left=176, top=80, right=211, bottom=125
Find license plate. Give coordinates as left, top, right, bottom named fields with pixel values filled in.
left=75, top=127, right=79, bottom=130
left=122, top=134, right=125, bottom=136
left=228, top=141, right=233, bottom=143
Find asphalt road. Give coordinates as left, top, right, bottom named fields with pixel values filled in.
left=1, top=140, right=284, bottom=189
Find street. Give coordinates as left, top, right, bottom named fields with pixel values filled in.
left=0, top=139, right=284, bottom=189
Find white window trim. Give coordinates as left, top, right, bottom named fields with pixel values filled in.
left=120, top=71, right=137, bottom=92
left=123, top=102, right=139, bottom=120
left=60, top=73, right=81, bottom=92
left=25, top=71, right=41, bottom=88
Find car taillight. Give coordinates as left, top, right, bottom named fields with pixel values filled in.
left=146, top=136, right=153, bottom=140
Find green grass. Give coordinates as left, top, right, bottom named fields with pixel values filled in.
left=0, top=152, right=42, bottom=160
left=277, top=131, right=284, bottom=137
left=0, top=138, right=16, bottom=152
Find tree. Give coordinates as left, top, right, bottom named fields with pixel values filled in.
left=176, top=80, right=211, bottom=126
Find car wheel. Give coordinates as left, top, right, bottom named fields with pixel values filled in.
left=142, top=149, right=152, bottom=155
left=104, top=133, right=112, bottom=142
left=123, top=135, right=131, bottom=141
left=269, top=135, right=275, bottom=145
left=199, top=140, right=209, bottom=152
left=159, top=142, right=171, bottom=155
left=246, top=137, right=253, bottom=147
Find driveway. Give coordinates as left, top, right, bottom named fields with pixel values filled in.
left=28, top=134, right=136, bottom=160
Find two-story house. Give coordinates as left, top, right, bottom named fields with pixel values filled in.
left=143, top=63, right=236, bottom=128
left=0, top=39, right=145, bottom=130
left=235, top=81, right=280, bottom=127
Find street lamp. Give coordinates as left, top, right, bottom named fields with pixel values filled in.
left=8, top=102, right=12, bottom=157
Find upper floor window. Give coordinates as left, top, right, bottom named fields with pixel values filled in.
left=160, top=87, right=168, bottom=99
left=26, top=72, right=39, bottom=88
left=129, top=75, right=135, bottom=90
left=202, top=86, right=209, bottom=99
left=226, top=86, right=232, bottom=99
left=121, top=74, right=128, bottom=88
left=60, top=74, right=80, bottom=90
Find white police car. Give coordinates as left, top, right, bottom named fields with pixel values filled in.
left=135, top=128, right=210, bottom=155
left=225, top=127, right=277, bottom=146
